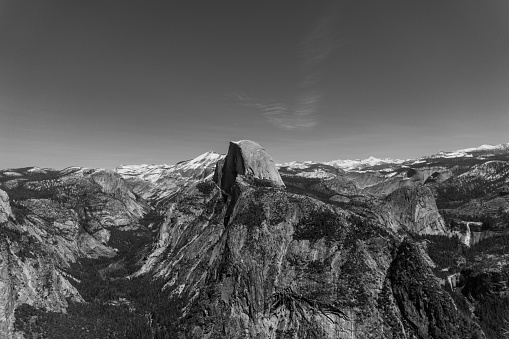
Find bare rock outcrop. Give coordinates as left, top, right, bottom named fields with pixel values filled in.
left=0, top=189, right=12, bottom=223
left=406, top=168, right=428, bottom=183
left=384, top=185, right=447, bottom=235
left=90, top=170, right=148, bottom=220
left=78, top=232, right=116, bottom=259
left=424, top=170, right=452, bottom=184
left=0, top=245, right=14, bottom=338
left=214, top=140, right=284, bottom=195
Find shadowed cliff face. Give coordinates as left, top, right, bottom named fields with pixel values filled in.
left=215, top=140, right=285, bottom=196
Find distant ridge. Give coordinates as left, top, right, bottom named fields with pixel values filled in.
left=278, top=141, right=509, bottom=172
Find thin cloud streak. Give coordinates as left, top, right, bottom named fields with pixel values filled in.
left=231, top=1, right=338, bottom=130
left=228, top=92, right=319, bottom=130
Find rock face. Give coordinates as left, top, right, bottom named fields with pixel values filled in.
left=0, top=243, right=14, bottom=338
left=0, top=190, right=13, bottom=336
left=384, top=186, right=447, bottom=235
left=0, top=189, right=12, bottom=223
left=406, top=168, right=428, bottom=183
left=0, top=220, right=85, bottom=339
left=424, top=170, right=452, bottom=184
left=214, top=140, right=284, bottom=195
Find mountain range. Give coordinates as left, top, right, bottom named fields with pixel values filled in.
left=1, top=141, right=509, bottom=338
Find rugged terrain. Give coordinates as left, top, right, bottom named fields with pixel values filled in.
left=0, top=141, right=508, bottom=338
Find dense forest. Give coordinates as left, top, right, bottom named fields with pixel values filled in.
left=15, top=232, right=181, bottom=338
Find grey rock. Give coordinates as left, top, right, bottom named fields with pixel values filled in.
left=0, top=190, right=12, bottom=223
left=0, top=246, right=15, bottom=338
left=78, top=232, right=116, bottom=258
left=215, top=140, right=284, bottom=195
left=384, top=185, right=447, bottom=235
left=92, top=229, right=111, bottom=244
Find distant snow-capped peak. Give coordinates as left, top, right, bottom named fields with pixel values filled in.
left=424, top=142, right=509, bottom=160
left=173, top=151, right=223, bottom=172
left=457, top=143, right=509, bottom=153
left=277, top=161, right=317, bottom=169
left=116, top=151, right=224, bottom=183
left=277, top=156, right=406, bottom=172
left=325, top=156, right=405, bottom=170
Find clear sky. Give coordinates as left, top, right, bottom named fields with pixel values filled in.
left=1, top=0, right=508, bottom=169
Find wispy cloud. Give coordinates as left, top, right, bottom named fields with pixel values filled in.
left=228, top=91, right=319, bottom=130
left=232, top=2, right=338, bottom=130
left=262, top=93, right=321, bottom=130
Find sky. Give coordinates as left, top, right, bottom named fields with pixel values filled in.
left=1, top=0, right=509, bottom=169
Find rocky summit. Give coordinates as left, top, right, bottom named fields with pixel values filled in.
left=1, top=141, right=509, bottom=338
left=214, top=140, right=285, bottom=196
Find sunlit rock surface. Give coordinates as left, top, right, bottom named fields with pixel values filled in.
left=215, top=140, right=285, bottom=195
left=384, top=186, right=447, bottom=235
left=0, top=189, right=12, bottom=223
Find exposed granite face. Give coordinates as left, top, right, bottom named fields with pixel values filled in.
left=0, top=189, right=12, bottom=223
left=77, top=232, right=116, bottom=258
left=424, top=170, right=452, bottom=184
left=384, top=186, right=447, bottom=235
left=0, top=223, right=85, bottom=339
left=89, top=170, right=148, bottom=219
left=406, top=168, right=428, bottom=183
left=0, top=243, right=15, bottom=338
left=215, top=140, right=285, bottom=196
left=362, top=176, right=419, bottom=196
left=134, top=180, right=226, bottom=279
